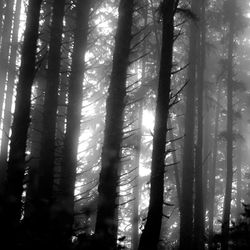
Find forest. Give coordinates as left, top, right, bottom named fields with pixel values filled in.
left=0, top=0, right=250, bottom=249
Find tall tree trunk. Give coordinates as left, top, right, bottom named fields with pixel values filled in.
left=236, top=121, right=242, bottom=223
left=0, top=0, right=5, bottom=45
left=221, top=1, right=235, bottom=248
left=59, top=0, right=91, bottom=246
left=138, top=1, right=176, bottom=249
left=1, top=0, right=42, bottom=245
left=0, top=0, right=14, bottom=127
left=208, top=84, right=221, bottom=250
left=24, top=0, right=52, bottom=219
left=194, top=1, right=206, bottom=249
left=179, top=0, right=198, bottom=248
left=36, top=0, right=65, bottom=223
left=131, top=101, right=143, bottom=250
left=94, top=1, right=134, bottom=249
left=0, top=0, right=21, bottom=192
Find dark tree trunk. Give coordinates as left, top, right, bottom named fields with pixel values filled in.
left=94, top=1, right=134, bottom=249
left=0, top=0, right=14, bottom=130
left=179, top=0, right=199, bottom=249
left=24, top=0, right=51, bottom=219
left=0, top=0, right=21, bottom=192
left=194, top=1, right=206, bottom=249
left=221, top=1, right=235, bottom=249
left=138, top=1, right=176, bottom=249
left=36, top=0, right=65, bottom=222
left=59, top=0, right=91, bottom=246
left=1, top=0, right=42, bottom=245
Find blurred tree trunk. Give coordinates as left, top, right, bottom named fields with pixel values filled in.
left=0, top=0, right=5, bottom=44
left=1, top=0, right=42, bottom=245
left=0, top=0, right=21, bottom=192
left=194, top=1, right=206, bottom=249
left=94, top=1, right=134, bottom=249
left=236, top=121, right=242, bottom=223
left=36, top=0, right=65, bottom=225
left=208, top=84, right=221, bottom=250
left=138, top=1, right=176, bottom=249
left=179, top=0, right=198, bottom=248
left=221, top=1, right=235, bottom=249
left=59, top=0, right=91, bottom=246
left=0, top=0, right=14, bottom=126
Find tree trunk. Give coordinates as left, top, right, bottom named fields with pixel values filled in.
left=1, top=0, right=42, bottom=245
left=0, top=0, right=21, bottom=192
left=194, top=1, right=206, bottom=249
left=36, top=0, right=65, bottom=223
left=138, top=1, right=176, bottom=249
left=94, top=1, right=134, bottom=249
left=179, top=0, right=198, bottom=248
left=208, top=83, right=221, bottom=250
left=221, top=1, right=235, bottom=248
left=59, top=0, right=91, bottom=246
left=0, top=0, right=15, bottom=127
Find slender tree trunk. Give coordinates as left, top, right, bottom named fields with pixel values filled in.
left=194, top=1, right=206, bottom=249
left=131, top=101, right=143, bottom=250
left=59, top=0, right=91, bottom=246
left=36, top=0, right=65, bottom=221
left=95, top=1, right=134, bottom=249
left=1, top=0, right=42, bottom=245
left=208, top=84, right=221, bottom=250
left=236, top=122, right=242, bottom=223
left=0, top=0, right=21, bottom=192
left=179, top=0, right=198, bottom=249
left=221, top=1, right=235, bottom=248
left=138, top=1, right=176, bottom=249
left=24, top=0, right=51, bottom=219
left=0, top=0, right=5, bottom=46
left=168, top=118, right=181, bottom=206
left=0, top=0, right=14, bottom=127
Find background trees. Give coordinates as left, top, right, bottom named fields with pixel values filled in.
left=0, top=0, right=250, bottom=249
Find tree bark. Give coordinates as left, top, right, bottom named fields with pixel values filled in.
left=221, top=1, right=235, bottom=249
left=1, top=0, right=42, bottom=245
left=36, top=0, right=65, bottom=220
left=59, top=0, right=91, bottom=246
left=179, top=0, right=199, bottom=248
left=138, top=1, right=176, bottom=249
left=94, top=1, right=134, bottom=249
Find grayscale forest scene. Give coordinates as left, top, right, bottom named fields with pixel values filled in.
left=0, top=0, right=250, bottom=249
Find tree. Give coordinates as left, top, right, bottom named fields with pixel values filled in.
left=221, top=1, right=236, bottom=249
left=1, top=0, right=43, bottom=246
left=59, top=0, right=92, bottom=246
left=179, top=0, right=199, bottom=248
left=94, top=0, right=134, bottom=249
left=138, top=1, right=178, bottom=249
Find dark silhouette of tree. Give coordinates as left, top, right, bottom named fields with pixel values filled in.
left=59, top=0, right=91, bottom=246
left=94, top=0, right=134, bottom=249
left=179, top=0, right=199, bottom=248
left=0, top=0, right=43, bottom=246
left=30, top=1, right=66, bottom=246
left=138, top=1, right=178, bottom=249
